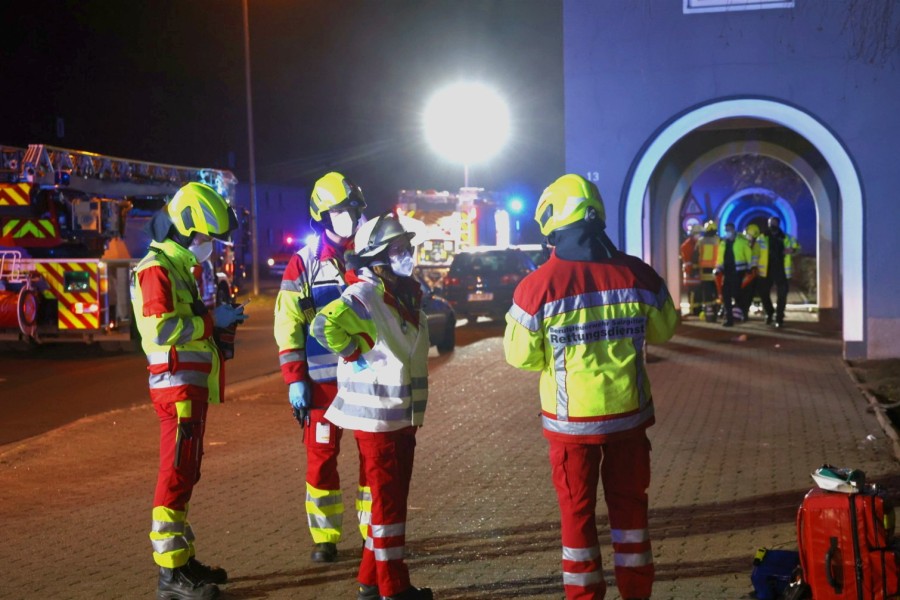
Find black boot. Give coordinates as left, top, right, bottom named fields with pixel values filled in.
left=382, top=586, right=434, bottom=600
left=311, top=542, right=338, bottom=562
left=187, top=557, right=228, bottom=584
left=357, top=582, right=379, bottom=600
left=157, top=565, right=220, bottom=600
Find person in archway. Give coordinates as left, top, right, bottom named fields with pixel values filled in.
left=713, top=222, right=752, bottom=327
left=757, top=216, right=800, bottom=328
left=680, top=224, right=702, bottom=316
left=696, top=220, right=720, bottom=320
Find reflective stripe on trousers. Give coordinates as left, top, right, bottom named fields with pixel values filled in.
left=306, top=483, right=344, bottom=544
left=549, top=435, right=654, bottom=600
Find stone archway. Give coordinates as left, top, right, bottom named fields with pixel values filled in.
left=624, top=98, right=862, bottom=354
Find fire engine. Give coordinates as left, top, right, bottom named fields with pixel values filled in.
left=0, top=143, right=240, bottom=348
left=396, top=187, right=508, bottom=288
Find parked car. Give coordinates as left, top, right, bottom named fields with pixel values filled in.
left=514, top=243, right=551, bottom=266
left=417, top=273, right=456, bottom=354
left=441, top=247, right=537, bottom=321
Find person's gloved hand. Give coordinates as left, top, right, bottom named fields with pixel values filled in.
left=289, top=381, right=311, bottom=427
left=213, top=303, right=247, bottom=329
left=352, top=355, right=369, bottom=374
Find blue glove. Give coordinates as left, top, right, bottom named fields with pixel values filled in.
left=213, top=303, right=247, bottom=329
left=289, top=381, right=311, bottom=427
left=352, top=355, right=369, bottom=373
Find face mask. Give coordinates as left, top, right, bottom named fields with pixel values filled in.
left=190, top=240, right=213, bottom=263
left=330, top=211, right=358, bottom=239
left=389, top=251, right=415, bottom=277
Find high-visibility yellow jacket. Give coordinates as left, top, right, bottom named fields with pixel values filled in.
left=312, top=269, right=429, bottom=433
left=504, top=251, right=678, bottom=444
left=131, top=239, right=222, bottom=404
left=697, top=234, right=719, bottom=281
left=715, top=235, right=753, bottom=272
left=754, top=233, right=800, bottom=278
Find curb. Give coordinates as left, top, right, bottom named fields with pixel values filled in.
left=843, top=360, right=900, bottom=465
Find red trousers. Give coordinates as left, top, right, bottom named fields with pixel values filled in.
left=355, top=427, right=417, bottom=597
left=154, top=400, right=207, bottom=509
left=150, top=400, right=208, bottom=567
left=305, top=406, right=344, bottom=491
left=549, top=433, right=653, bottom=600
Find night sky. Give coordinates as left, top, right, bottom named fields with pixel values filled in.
left=1, top=0, right=564, bottom=214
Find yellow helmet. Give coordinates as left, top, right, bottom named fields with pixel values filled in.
left=744, top=223, right=760, bottom=238
left=310, top=172, right=367, bottom=223
left=167, top=182, right=236, bottom=240
left=703, top=220, right=718, bottom=233
left=534, top=174, right=606, bottom=237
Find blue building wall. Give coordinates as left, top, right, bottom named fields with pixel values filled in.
left=563, top=1, right=900, bottom=358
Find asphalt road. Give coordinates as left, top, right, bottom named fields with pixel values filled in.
left=0, top=280, right=501, bottom=446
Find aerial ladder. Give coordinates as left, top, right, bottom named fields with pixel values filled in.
left=0, top=143, right=240, bottom=348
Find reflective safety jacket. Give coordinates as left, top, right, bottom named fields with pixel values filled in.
left=131, top=240, right=221, bottom=404
left=715, top=235, right=753, bottom=273
left=754, top=233, right=800, bottom=278
left=697, top=234, right=720, bottom=281
left=504, top=251, right=678, bottom=444
left=274, top=236, right=351, bottom=403
left=312, top=269, right=429, bottom=433
left=680, top=236, right=700, bottom=286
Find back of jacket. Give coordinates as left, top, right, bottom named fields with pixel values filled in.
left=504, top=251, right=678, bottom=444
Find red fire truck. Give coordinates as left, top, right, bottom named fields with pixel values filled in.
left=0, top=143, right=240, bottom=349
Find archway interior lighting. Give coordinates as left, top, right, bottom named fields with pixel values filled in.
left=423, top=82, right=511, bottom=166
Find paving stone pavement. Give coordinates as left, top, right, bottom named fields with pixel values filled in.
left=1, top=318, right=897, bottom=599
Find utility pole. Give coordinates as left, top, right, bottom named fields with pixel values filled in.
left=242, top=0, right=260, bottom=295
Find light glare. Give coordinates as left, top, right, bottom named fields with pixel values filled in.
left=423, top=82, right=510, bottom=165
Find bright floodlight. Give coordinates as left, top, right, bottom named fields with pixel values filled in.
left=423, top=82, right=510, bottom=166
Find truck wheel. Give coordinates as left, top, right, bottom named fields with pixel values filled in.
left=17, top=288, right=39, bottom=339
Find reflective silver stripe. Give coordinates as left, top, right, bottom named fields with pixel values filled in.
left=306, top=492, right=343, bottom=508
left=308, top=353, right=339, bottom=380
left=344, top=380, right=410, bottom=398
left=562, top=545, right=600, bottom=562
left=330, top=397, right=411, bottom=422
left=199, top=202, right=219, bottom=232
left=147, top=352, right=169, bottom=365
left=553, top=339, right=568, bottom=420
left=184, top=523, right=195, bottom=543
left=152, top=536, right=190, bottom=555
left=279, top=350, right=305, bottom=365
left=543, top=288, right=664, bottom=320
left=610, top=528, right=649, bottom=544
left=155, top=318, right=195, bottom=346
left=149, top=370, right=209, bottom=389
left=309, top=365, right=337, bottom=381
left=175, top=351, right=212, bottom=363
left=357, top=489, right=372, bottom=502
left=307, top=353, right=338, bottom=368
left=371, top=523, right=406, bottom=538
left=562, top=570, right=603, bottom=587
left=614, top=550, right=653, bottom=567
left=152, top=520, right=184, bottom=535
left=508, top=302, right=541, bottom=332
left=281, top=279, right=303, bottom=294
left=373, top=546, right=405, bottom=561
left=633, top=336, right=647, bottom=409
left=542, top=403, right=654, bottom=436
left=341, top=294, right=371, bottom=320
left=358, top=511, right=372, bottom=525
left=308, top=512, right=342, bottom=530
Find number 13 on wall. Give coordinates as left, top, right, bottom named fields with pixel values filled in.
left=585, top=171, right=600, bottom=182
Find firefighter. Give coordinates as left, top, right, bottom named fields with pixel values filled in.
left=739, top=223, right=763, bottom=319
left=273, top=172, right=367, bottom=563
left=312, top=213, right=433, bottom=600
left=696, top=219, right=720, bottom=319
left=132, top=182, right=246, bottom=600
left=713, top=222, right=752, bottom=327
left=679, top=224, right=702, bottom=315
left=504, top=174, right=678, bottom=600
